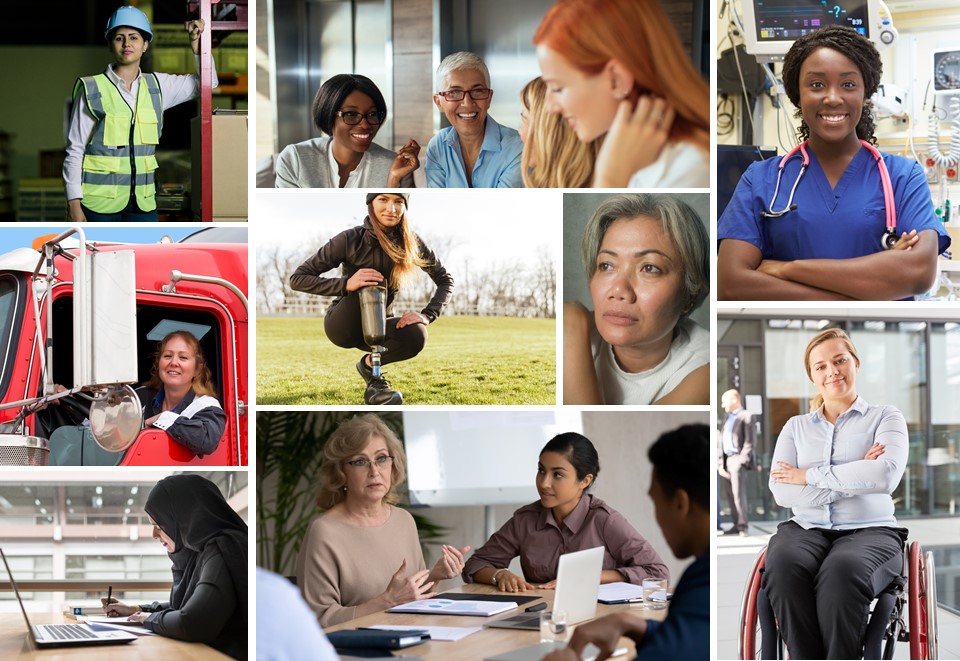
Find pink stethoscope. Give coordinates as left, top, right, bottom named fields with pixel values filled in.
left=761, top=139, right=899, bottom=249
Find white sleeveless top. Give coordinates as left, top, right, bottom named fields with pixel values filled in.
left=592, top=318, right=709, bottom=405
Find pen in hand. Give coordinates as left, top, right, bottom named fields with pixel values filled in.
left=106, top=585, right=113, bottom=615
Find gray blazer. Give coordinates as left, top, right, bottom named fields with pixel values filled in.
left=274, top=135, right=414, bottom=188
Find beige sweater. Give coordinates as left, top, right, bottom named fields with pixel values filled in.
left=297, top=506, right=426, bottom=626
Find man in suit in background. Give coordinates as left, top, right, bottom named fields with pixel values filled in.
left=719, top=389, right=755, bottom=536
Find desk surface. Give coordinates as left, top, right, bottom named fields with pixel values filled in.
left=325, top=583, right=665, bottom=660
left=0, top=614, right=231, bottom=660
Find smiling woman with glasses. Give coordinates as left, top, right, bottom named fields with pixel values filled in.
left=297, top=414, right=471, bottom=626
left=276, top=73, right=421, bottom=188
left=425, top=51, right=524, bottom=188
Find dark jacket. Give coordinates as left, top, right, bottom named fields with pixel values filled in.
left=636, top=553, right=708, bottom=661
left=136, top=387, right=227, bottom=457
left=289, top=217, right=454, bottom=322
left=718, top=408, right=756, bottom=470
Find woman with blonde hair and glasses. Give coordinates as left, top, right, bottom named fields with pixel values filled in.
left=297, top=414, right=470, bottom=626
left=534, top=0, right=709, bottom=188
left=764, top=328, right=908, bottom=659
left=519, top=77, right=600, bottom=188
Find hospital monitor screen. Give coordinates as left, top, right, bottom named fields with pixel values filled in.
left=741, top=0, right=871, bottom=60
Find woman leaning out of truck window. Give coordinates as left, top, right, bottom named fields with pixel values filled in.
left=137, top=331, right=226, bottom=456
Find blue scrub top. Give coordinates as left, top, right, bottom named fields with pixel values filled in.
left=718, top=146, right=950, bottom=260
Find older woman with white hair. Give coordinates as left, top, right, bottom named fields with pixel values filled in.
left=563, top=194, right=710, bottom=405
left=425, top=51, right=524, bottom=188
left=297, top=414, right=471, bottom=626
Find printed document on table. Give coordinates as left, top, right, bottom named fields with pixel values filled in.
left=368, top=624, right=482, bottom=641
left=387, top=598, right=518, bottom=616
left=597, top=582, right=645, bottom=603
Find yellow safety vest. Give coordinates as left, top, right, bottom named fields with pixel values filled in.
left=73, top=72, right=163, bottom=213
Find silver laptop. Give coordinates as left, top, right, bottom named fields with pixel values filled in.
left=1, top=548, right=137, bottom=648
left=486, top=546, right=604, bottom=630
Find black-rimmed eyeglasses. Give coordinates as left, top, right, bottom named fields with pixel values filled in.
left=437, top=88, right=493, bottom=102
left=345, top=455, right=394, bottom=470
left=336, top=110, right=386, bottom=126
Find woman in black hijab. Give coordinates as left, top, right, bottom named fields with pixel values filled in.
left=102, top=474, right=248, bottom=659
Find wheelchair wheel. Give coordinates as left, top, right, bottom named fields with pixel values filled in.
left=739, top=548, right=766, bottom=659
left=908, top=541, right=939, bottom=660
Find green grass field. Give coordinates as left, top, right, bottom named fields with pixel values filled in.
left=256, top=316, right=556, bottom=405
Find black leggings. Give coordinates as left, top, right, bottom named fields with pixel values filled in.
left=762, top=521, right=906, bottom=660
left=324, top=292, right=427, bottom=366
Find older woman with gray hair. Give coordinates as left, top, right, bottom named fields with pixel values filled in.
left=296, top=414, right=470, bottom=626
left=564, top=194, right=709, bottom=405
left=425, top=51, right=524, bottom=188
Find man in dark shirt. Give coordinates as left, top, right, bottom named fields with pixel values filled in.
left=544, top=424, right=709, bottom=661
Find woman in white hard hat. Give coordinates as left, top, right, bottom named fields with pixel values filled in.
left=63, top=5, right=218, bottom=222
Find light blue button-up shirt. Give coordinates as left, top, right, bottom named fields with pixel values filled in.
left=722, top=407, right=742, bottom=456
left=424, top=115, right=524, bottom=188
left=769, top=396, right=907, bottom=530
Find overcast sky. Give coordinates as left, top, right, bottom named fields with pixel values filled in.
left=252, top=189, right=561, bottom=267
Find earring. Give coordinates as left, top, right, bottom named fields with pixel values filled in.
left=615, top=89, right=628, bottom=100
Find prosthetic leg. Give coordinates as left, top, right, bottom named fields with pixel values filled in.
left=356, top=286, right=403, bottom=405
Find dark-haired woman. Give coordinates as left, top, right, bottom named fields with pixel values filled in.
left=289, top=192, right=453, bottom=405
left=276, top=74, right=420, bottom=188
left=462, top=432, right=668, bottom=591
left=718, top=25, right=949, bottom=300
left=103, top=475, right=248, bottom=660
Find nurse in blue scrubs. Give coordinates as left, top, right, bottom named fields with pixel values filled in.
left=717, top=25, right=950, bottom=301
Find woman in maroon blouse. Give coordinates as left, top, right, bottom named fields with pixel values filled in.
left=462, top=432, right=669, bottom=591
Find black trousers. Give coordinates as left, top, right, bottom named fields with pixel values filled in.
left=762, top=521, right=906, bottom=660
left=324, top=292, right=427, bottom=367
left=720, top=454, right=749, bottom=531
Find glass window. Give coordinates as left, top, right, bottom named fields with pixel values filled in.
left=930, top=323, right=960, bottom=516
left=849, top=321, right=927, bottom=517
left=0, top=273, right=24, bottom=401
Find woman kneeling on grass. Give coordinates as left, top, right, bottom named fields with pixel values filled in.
left=290, top=192, right=454, bottom=405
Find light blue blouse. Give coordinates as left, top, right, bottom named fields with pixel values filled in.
left=424, top=115, right=523, bottom=188
left=769, top=396, right=907, bottom=530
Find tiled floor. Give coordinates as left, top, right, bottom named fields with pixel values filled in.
left=716, top=520, right=960, bottom=660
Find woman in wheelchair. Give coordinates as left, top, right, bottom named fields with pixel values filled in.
left=763, top=328, right=908, bottom=659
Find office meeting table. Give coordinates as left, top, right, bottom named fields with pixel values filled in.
left=325, top=582, right=668, bottom=660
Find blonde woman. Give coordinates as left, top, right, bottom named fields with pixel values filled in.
left=297, top=415, right=470, bottom=626
left=765, top=328, right=907, bottom=659
left=519, top=77, right=600, bottom=188
left=289, top=193, right=454, bottom=405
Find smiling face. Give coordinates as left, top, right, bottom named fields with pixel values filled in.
left=158, top=335, right=198, bottom=391
left=343, top=436, right=394, bottom=504
left=807, top=337, right=859, bottom=404
left=536, top=451, right=591, bottom=514
left=536, top=45, right=618, bottom=143
left=109, top=27, right=148, bottom=65
left=149, top=517, right=176, bottom=553
left=433, top=68, right=491, bottom=141
left=370, top=194, right=406, bottom=228
left=589, top=217, right=687, bottom=370
left=798, top=47, right=865, bottom=149
left=332, top=89, right=381, bottom=154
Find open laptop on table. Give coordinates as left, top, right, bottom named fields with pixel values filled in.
left=1, top=548, right=137, bottom=648
left=486, top=546, right=604, bottom=631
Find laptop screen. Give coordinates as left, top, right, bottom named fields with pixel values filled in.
left=0, top=547, right=39, bottom=640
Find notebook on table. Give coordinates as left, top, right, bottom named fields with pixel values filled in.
left=387, top=598, right=518, bottom=616
left=0, top=548, right=137, bottom=648
left=326, top=628, right=430, bottom=650
left=486, top=546, right=604, bottom=631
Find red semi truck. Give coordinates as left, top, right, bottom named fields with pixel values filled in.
left=0, top=227, right=248, bottom=466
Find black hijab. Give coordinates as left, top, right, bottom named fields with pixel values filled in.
left=144, top=475, right=248, bottom=628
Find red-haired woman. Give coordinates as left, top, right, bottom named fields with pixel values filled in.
left=533, top=0, right=709, bottom=188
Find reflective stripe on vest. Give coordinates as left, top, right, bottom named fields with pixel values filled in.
left=74, top=72, right=163, bottom=214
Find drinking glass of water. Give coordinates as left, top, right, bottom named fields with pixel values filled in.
left=641, top=578, right=668, bottom=610
left=540, top=609, right=568, bottom=643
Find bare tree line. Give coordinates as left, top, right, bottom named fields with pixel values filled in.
left=256, top=231, right=555, bottom=319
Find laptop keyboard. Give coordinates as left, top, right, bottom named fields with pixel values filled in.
left=39, top=624, right=92, bottom=640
